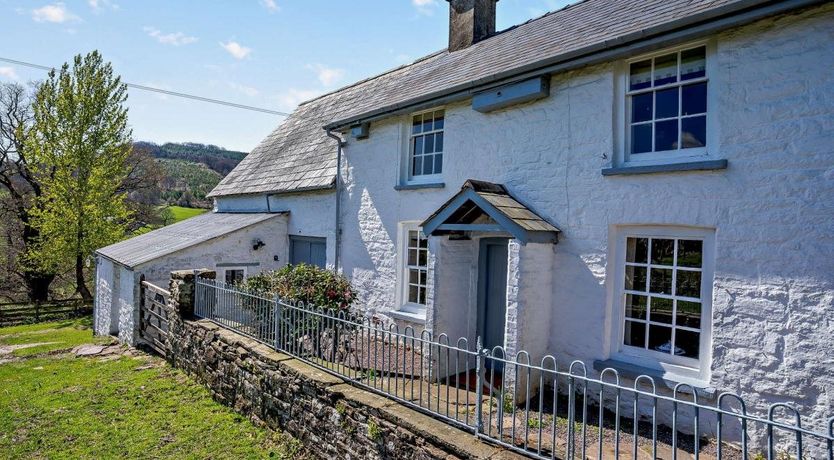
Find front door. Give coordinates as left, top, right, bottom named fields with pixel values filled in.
left=478, top=238, right=509, bottom=353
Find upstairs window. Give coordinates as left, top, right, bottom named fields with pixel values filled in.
left=408, top=109, right=445, bottom=181
left=626, top=45, right=708, bottom=158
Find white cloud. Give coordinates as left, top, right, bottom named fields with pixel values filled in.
left=260, top=0, right=279, bottom=12
left=88, top=0, right=118, bottom=12
left=0, top=67, right=20, bottom=81
left=31, top=3, right=79, bottom=23
left=144, top=26, right=198, bottom=46
left=412, top=0, right=438, bottom=15
left=306, top=64, right=345, bottom=87
left=277, top=88, right=322, bottom=111
left=228, top=82, right=259, bottom=97
left=220, top=41, right=252, bottom=60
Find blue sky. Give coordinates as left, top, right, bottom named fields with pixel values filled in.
left=0, top=0, right=573, bottom=151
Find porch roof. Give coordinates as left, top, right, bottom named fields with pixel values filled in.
left=420, top=180, right=559, bottom=244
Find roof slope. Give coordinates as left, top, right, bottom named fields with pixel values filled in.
left=207, top=0, right=769, bottom=198
left=96, top=212, right=281, bottom=268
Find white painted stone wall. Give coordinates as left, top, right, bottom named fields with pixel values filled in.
left=117, top=265, right=135, bottom=344
left=212, top=4, right=834, bottom=446
left=135, top=214, right=289, bottom=286
left=216, top=192, right=336, bottom=270
left=428, top=236, right=479, bottom=345
left=93, top=257, right=115, bottom=335
left=94, top=215, right=289, bottom=344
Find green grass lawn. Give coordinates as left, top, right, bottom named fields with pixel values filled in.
left=0, top=318, right=109, bottom=357
left=135, top=206, right=208, bottom=235
left=166, top=205, right=207, bottom=222
left=0, top=320, right=302, bottom=459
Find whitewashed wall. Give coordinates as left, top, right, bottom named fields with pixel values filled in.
left=216, top=192, right=336, bottom=269
left=94, top=215, right=289, bottom=344
left=117, top=265, right=135, bottom=344
left=137, top=214, right=290, bottom=285
left=213, top=4, right=834, bottom=439
left=94, top=257, right=115, bottom=335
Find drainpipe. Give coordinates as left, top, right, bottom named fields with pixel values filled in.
left=325, top=129, right=345, bottom=274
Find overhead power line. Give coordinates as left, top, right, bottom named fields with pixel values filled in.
left=0, top=56, right=292, bottom=117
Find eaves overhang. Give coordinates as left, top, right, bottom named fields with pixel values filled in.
left=324, top=0, right=824, bottom=132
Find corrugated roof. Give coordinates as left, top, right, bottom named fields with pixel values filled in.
left=96, top=212, right=282, bottom=268
left=208, top=0, right=797, bottom=198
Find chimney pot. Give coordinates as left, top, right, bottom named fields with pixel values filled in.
left=447, top=0, right=498, bottom=52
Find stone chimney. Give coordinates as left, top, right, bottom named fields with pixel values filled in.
left=447, top=0, right=498, bottom=52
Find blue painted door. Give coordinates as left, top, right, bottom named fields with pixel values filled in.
left=290, top=236, right=327, bottom=268
left=478, top=239, right=509, bottom=353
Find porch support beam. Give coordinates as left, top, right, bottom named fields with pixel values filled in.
left=435, top=224, right=505, bottom=232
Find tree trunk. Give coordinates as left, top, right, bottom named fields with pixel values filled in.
left=75, top=254, right=92, bottom=302
left=23, top=270, right=55, bottom=303
left=20, top=210, right=56, bottom=302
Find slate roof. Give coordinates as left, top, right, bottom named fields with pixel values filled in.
left=208, top=0, right=792, bottom=198
left=96, top=212, right=283, bottom=268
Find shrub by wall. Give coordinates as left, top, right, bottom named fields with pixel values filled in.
left=240, top=264, right=355, bottom=311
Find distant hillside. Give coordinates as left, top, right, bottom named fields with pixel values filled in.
left=133, top=141, right=247, bottom=209
left=134, top=141, right=246, bottom=175
left=158, top=159, right=223, bottom=205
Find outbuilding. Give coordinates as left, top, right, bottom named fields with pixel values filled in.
left=93, top=212, right=288, bottom=344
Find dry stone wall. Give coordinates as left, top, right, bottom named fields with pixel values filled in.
left=160, top=271, right=522, bottom=460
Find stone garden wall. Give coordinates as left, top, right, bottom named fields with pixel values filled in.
left=160, top=270, right=520, bottom=460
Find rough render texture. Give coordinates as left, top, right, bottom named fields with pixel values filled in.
left=117, top=264, right=136, bottom=344
left=94, top=215, right=289, bottom=345
left=135, top=213, right=289, bottom=286
left=212, top=5, right=834, bottom=439
left=215, top=191, right=337, bottom=270
left=159, top=273, right=522, bottom=460
left=93, top=257, right=115, bottom=335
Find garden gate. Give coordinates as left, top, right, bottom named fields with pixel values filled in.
left=138, top=277, right=170, bottom=356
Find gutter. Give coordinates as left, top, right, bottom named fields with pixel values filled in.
left=324, top=0, right=825, bottom=130
left=325, top=129, right=345, bottom=274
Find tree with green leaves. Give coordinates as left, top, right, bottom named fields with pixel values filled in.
left=0, top=82, right=57, bottom=302
left=25, top=51, right=133, bottom=301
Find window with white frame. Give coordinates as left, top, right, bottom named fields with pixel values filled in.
left=223, top=267, right=246, bottom=285
left=408, top=109, right=445, bottom=181
left=399, top=223, right=429, bottom=307
left=614, top=227, right=714, bottom=376
left=626, top=44, right=708, bottom=158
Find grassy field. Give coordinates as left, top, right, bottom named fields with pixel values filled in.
left=135, top=206, right=207, bottom=235
left=166, top=205, right=207, bottom=222
left=0, top=319, right=302, bottom=459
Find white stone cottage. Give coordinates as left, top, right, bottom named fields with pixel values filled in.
left=95, top=0, right=834, bottom=432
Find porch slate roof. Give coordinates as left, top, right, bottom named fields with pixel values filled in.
left=421, top=180, right=560, bottom=244
left=207, top=0, right=804, bottom=198
left=96, top=212, right=284, bottom=269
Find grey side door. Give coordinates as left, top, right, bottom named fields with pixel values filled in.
left=290, top=236, right=327, bottom=268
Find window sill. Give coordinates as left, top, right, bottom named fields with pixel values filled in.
left=388, top=305, right=427, bottom=324
left=593, top=359, right=715, bottom=396
left=602, top=159, right=727, bottom=176
left=394, top=182, right=445, bottom=191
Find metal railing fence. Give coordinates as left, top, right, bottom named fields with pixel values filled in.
left=194, top=278, right=834, bottom=460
